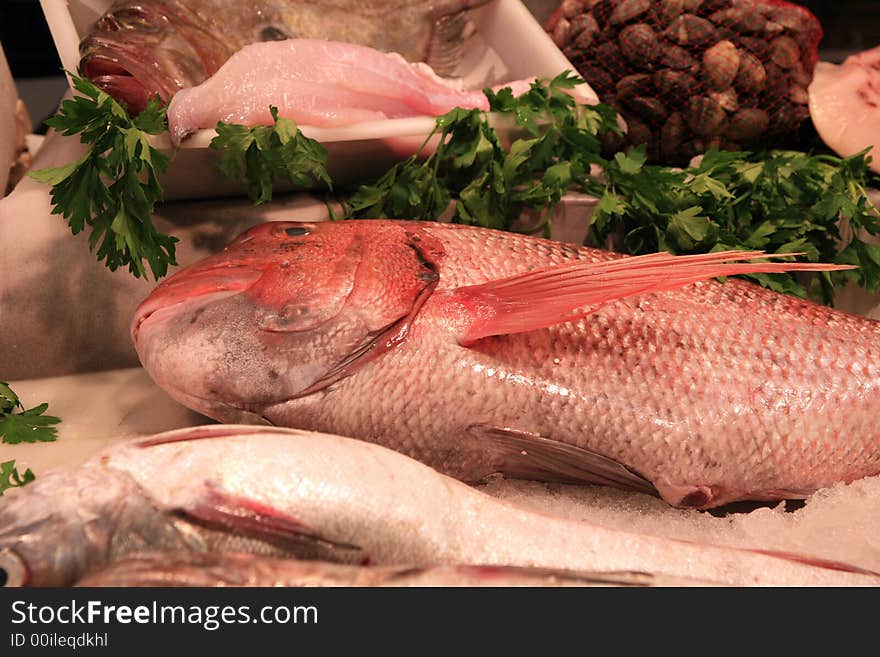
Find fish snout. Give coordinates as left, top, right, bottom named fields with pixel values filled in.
left=132, top=265, right=263, bottom=345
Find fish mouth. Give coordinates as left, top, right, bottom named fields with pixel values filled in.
left=131, top=265, right=263, bottom=345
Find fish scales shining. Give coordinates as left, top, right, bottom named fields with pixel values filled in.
left=131, top=221, right=880, bottom=509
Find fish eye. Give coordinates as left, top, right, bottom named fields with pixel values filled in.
left=284, top=226, right=311, bottom=237
left=260, top=26, right=290, bottom=42
left=0, top=550, right=27, bottom=587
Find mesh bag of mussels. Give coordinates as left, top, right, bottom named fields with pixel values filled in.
left=547, top=0, right=823, bottom=164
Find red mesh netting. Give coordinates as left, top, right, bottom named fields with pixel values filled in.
left=546, top=0, right=823, bottom=164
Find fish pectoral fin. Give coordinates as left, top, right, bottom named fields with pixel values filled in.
left=176, top=484, right=364, bottom=560
left=451, top=250, right=853, bottom=345
left=471, top=424, right=656, bottom=495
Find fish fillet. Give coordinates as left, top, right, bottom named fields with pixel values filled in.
left=809, top=45, right=880, bottom=173
left=167, top=39, right=533, bottom=143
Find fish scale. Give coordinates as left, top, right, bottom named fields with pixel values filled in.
left=133, top=221, right=880, bottom=509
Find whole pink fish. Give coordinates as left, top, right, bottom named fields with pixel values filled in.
left=80, top=0, right=490, bottom=114
left=2, top=425, right=875, bottom=586
left=167, top=39, right=534, bottom=143
left=132, top=220, right=878, bottom=509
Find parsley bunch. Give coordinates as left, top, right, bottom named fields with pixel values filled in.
left=29, top=75, right=176, bottom=279
left=30, top=71, right=880, bottom=303
left=345, top=72, right=619, bottom=235
left=0, top=383, right=62, bottom=493
left=590, top=148, right=880, bottom=302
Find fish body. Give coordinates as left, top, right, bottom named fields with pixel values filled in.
left=809, top=46, right=880, bottom=174
left=80, top=0, right=490, bottom=114
left=132, top=221, right=880, bottom=509
left=1, top=425, right=876, bottom=586
left=167, top=39, right=533, bottom=143
left=75, top=552, right=716, bottom=587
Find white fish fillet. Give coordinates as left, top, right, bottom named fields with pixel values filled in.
left=167, top=39, right=534, bottom=143
left=809, top=45, right=880, bottom=173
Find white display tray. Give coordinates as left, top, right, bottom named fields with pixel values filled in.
left=39, top=0, right=596, bottom=200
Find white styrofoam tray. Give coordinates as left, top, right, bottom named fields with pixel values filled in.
left=39, top=0, right=596, bottom=200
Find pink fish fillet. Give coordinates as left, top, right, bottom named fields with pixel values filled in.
left=167, top=39, right=535, bottom=143
left=809, top=44, right=880, bottom=173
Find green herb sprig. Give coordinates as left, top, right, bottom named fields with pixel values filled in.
left=345, top=72, right=620, bottom=235
left=210, top=106, right=331, bottom=204
left=29, top=75, right=176, bottom=279
left=0, top=460, right=35, bottom=496
left=0, top=382, right=61, bottom=444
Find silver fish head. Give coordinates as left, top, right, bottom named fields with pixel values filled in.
left=131, top=221, right=443, bottom=421
left=0, top=466, right=126, bottom=586
left=0, top=464, right=188, bottom=587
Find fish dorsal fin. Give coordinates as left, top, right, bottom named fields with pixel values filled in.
left=471, top=424, right=656, bottom=494
left=451, top=250, right=852, bottom=346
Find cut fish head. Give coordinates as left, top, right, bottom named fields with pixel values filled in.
left=132, top=221, right=444, bottom=419
left=79, top=2, right=232, bottom=114
left=0, top=465, right=186, bottom=587
left=79, top=0, right=493, bottom=113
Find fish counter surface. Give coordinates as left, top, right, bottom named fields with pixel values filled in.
left=4, top=367, right=879, bottom=577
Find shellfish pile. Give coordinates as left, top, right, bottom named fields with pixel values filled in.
left=547, top=0, right=823, bottom=163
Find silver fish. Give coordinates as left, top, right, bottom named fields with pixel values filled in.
left=74, top=552, right=717, bottom=587
left=0, top=425, right=876, bottom=587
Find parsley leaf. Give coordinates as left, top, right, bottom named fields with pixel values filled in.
left=0, top=460, right=35, bottom=496
left=210, top=106, right=331, bottom=204
left=0, top=382, right=61, bottom=444
left=29, top=74, right=177, bottom=279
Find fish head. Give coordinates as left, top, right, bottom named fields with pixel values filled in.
left=132, top=220, right=444, bottom=420
left=0, top=470, right=99, bottom=587
left=0, top=465, right=165, bottom=587
left=78, top=2, right=234, bottom=114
